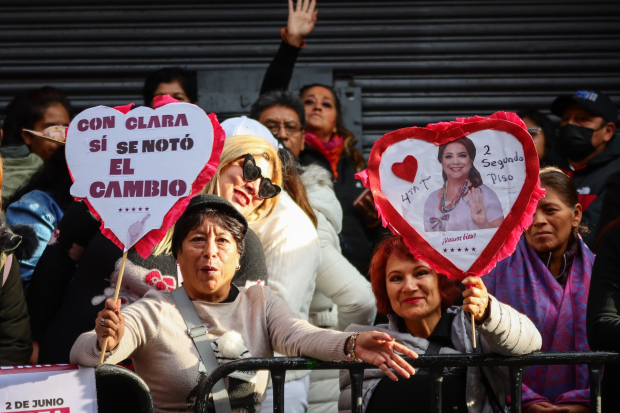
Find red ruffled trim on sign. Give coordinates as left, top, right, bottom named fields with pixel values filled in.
left=75, top=103, right=225, bottom=258
left=361, top=111, right=542, bottom=280
left=133, top=112, right=225, bottom=258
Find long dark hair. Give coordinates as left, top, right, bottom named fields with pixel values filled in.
left=6, top=146, right=74, bottom=212
left=1, top=87, right=72, bottom=147
left=278, top=148, right=318, bottom=228
left=299, top=84, right=366, bottom=173
left=437, top=136, right=483, bottom=188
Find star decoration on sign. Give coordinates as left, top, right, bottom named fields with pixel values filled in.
left=472, top=247, right=476, bottom=252
left=125, top=208, right=129, bottom=212
left=146, top=207, right=149, bottom=211
left=465, top=247, right=469, bottom=252
left=139, top=207, right=142, bottom=211
left=118, top=207, right=150, bottom=213
left=443, top=248, right=447, bottom=253
left=118, top=208, right=122, bottom=212
left=457, top=248, right=462, bottom=252
left=132, top=207, right=136, bottom=212
left=450, top=248, right=454, bottom=252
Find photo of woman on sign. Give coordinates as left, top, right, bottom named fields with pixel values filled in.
left=424, top=137, right=504, bottom=232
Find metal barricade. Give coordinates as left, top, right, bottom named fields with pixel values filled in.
left=195, top=351, right=620, bottom=413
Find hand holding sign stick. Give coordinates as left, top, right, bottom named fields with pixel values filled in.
left=98, top=250, right=128, bottom=364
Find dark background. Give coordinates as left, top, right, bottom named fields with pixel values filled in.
left=1, top=0, right=619, bottom=156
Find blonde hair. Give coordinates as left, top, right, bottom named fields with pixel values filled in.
left=152, top=135, right=282, bottom=256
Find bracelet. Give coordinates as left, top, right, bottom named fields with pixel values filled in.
left=346, top=331, right=362, bottom=362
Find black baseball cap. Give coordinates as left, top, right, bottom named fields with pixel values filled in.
left=172, top=194, right=248, bottom=259
left=551, top=90, right=618, bottom=123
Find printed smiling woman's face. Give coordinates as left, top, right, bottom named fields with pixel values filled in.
left=218, top=155, right=274, bottom=219
left=441, top=142, right=472, bottom=182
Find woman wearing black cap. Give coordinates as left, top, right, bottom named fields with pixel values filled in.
left=70, top=194, right=417, bottom=413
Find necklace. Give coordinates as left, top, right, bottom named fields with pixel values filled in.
left=439, top=179, right=469, bottom=214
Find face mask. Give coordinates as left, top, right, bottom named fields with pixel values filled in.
left=559, top=124, right=598, bottom=162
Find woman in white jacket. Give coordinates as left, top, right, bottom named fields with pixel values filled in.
left=302, top=164, right=377, bottom=413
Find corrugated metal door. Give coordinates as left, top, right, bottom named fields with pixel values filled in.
left=1, top=0, right=619, bottom=155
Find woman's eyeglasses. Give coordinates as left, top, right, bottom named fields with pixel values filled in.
left=527, top=127, right=543, bottom=140
left=241, top=153, right=282, bottom=199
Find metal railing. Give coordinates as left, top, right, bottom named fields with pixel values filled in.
left=195, top=351, right=620, bottom=413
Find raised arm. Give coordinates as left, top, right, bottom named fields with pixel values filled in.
left=259, top=0, right=318, bottom=95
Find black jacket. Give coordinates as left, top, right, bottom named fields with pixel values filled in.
left=0, top=222, right=35, bottom=366
left=586, top=226, right=620, bottom=411
left=260, top=41, right=385, bottom=274
left=547, top=133, right=620, bottom=247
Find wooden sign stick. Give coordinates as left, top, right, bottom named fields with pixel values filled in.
left=472, top=313, right=476, bottom=349
left=98, top=250, right=128, bottom=365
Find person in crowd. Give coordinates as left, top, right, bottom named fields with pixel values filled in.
left=484, top=167, right=591, bottom=413
left=587, top=217, right=620, bottom=412
left=518, top=109, right=557, bottom=165
left=5, top=146, right=73, bottom=292
left=27, top=133, right=276, bottom=364
left=257, top=0, right=384, bottom=276
left=546, top=89, right=619, bottom=248
left=142, top=67, right=198, bottom=107
left=0, top=87, right=71, bottom=205
left=71, top=194, right=417, bottom=413
left=594, top=169, right=620, bottom=241
left=423, top=136, right=504, bottom=232
left=339, top=235, right=542, bottom=413
left=223, top=116, right=321, bottom=412
left=224, top=116, right=377, bottom=412
left=0, top=156, right=38, bottom=366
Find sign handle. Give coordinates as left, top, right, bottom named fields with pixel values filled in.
left=98, top=250, right=128, bottom=365
left=472, top=313, right=476, bottom=349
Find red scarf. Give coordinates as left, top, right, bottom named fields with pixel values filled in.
left=304, top=132, right=344, bottom=179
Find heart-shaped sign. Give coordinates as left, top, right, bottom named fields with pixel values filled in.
left=66, top=100, right=224, bottom=258
left=357, top=111, right=544, bottom=280
left=391, top=155, right=418, bottom=183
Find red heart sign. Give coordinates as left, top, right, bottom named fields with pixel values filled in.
left=357, top=111, right=544, bottom=280
left=391, top=155, right=418, bottom=183
left=66, top=98, right=225, bottom=258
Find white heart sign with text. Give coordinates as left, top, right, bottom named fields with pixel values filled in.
left=66, top=102, right=224, bottom=257
left=358, top=112, right=544, bottom=280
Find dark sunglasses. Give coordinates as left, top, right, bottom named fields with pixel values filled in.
left=241, top=153, right=281, bottom=199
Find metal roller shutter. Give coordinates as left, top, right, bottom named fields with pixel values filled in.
left=1, top=0, right=619, bottom=156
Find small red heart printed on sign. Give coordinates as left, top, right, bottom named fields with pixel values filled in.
left=391, top=155, right=418, bottom=183
left=358, top=111, right=544, bottom=280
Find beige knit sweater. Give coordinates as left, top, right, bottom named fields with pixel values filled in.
left=70, top=285, right=351, bottom=413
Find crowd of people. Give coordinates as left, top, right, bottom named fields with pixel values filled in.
left=1, top=1, right=620, bottom=413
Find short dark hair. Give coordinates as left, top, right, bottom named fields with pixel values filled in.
left=517, top=109, right=557, bottom=156
left=1, top=86, right=72, bottom=147
left=142, top=67, right=198, bottom=106
left=172, top=208, right=245, bottom=259
left=249, top=90, right=306, bottom=130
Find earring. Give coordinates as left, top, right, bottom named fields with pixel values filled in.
left=236, top=265, right=241, bottom=270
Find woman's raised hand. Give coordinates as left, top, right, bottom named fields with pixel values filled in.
left=462, top=276, right=490, bottom=323
left=286, top=0, right=318, bottom=48
left=468, top=187, right=489, bottom=228
left=95, top=298, right=125, bottom=352
left=353, top=331, right=417, bottom=381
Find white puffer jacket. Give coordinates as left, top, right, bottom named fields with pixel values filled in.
left=302, top=165, right=377, bottom=413
left=302, top=165, right=377, bottom=330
